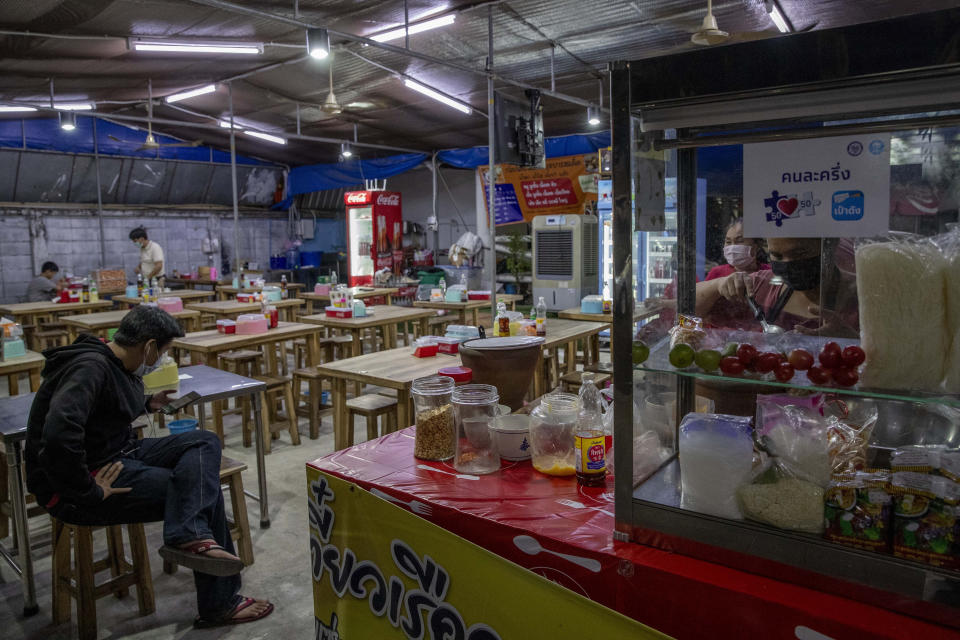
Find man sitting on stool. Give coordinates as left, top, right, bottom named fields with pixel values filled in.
left=26, top=305, right=273, bottom=628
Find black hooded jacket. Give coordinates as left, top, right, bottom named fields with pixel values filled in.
left=26, top=335, right=148, bottom=508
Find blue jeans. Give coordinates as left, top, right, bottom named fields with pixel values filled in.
left=49, top=430, right=241, bottom=619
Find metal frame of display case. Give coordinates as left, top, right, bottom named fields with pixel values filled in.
left=611, top=9, right=960, bottom=629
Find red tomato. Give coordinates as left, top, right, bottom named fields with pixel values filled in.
left=819, top=342, right=843, bottom=369
left=720, top=356, right=745, bottom=376
left=755, top=352, right=781, bottom=374
left=832, top=366, right=860, bottom=387
left=806, top=366, right=831, bottom=385
left=736, top=344, right=758, bottom=367
left=774, top=362, right=795, bottom=382
left=788, top=349, right=814, bottom=370
left=841, top=345, right=866, bottom=367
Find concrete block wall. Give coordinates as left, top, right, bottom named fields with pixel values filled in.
left=0, top=207, right=288, bottom=304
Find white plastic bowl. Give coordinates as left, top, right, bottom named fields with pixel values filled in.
left=491, top=414, right=531, bottom=461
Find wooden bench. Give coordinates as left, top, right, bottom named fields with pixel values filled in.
left=346, top=394, right=398, bottom=446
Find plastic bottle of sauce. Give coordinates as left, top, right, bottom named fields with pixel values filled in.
left=575, top=429, right=606, bottom=486
left=535, top=296, right=547, bottom=336
left=280, top=274, right=288, bottom=299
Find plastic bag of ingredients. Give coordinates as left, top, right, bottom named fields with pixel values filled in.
left=855, top=236, right=950, bottom=393
left=891, top=445, right=960, bottom=482
left=890, top=472, right=960, bottom=570
left=756, top=399, right=833, bottom=487
left=931, top=225, right=960, bottom=393
left=737, top=466, right=825, bottom=534
left=679, top=413, right=754, bottom=519
left=824, top=471, right=892, bottom=551
left=668, top=314, right=707, bottom=351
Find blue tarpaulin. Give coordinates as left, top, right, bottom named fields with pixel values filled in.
left=0, top=116, right=272, bottom=165
left=436, top=131, right=611, bottom=169
left=287, top=153, right=428, bottom=195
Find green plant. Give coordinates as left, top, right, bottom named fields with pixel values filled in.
left=504, top=232, right=531, bottom=298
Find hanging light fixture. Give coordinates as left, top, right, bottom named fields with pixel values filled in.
left=587, top=107, right=600, bottom=126
left=59, top=111, right=77, bottom=131
left=306, top=28, right=329, bottom=60
left=341, top=143, right=353, bottom=158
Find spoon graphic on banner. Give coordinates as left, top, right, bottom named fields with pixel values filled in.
left=512, top=535, right=601, bottom=573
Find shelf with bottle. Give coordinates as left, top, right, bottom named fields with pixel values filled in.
left=633, top=330, right=960, bottom=408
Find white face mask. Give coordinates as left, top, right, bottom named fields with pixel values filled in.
left=134, top=341, right=160, bottom=378
left=723, top=244, right=755, bottom=270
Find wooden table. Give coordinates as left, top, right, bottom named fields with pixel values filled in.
left=314, top=346, right=464, bottom=450
left=164, top=276, right=220, bottom=290
left=185, top=298, right=305, bottom=321
left=413, top=299, right=489, bottom=326
left=61, top=309, right=202, bottom=341
left=0, top=300, right=114, bottom=349
left=216, top=282, right=306, bottom=301
left=0, top=351, right=43, bottom=395
left=300, top=306, right=435, bottom=356
left=170, top=322, right=325, bottom=373
left=557, top=300, right=663, bottom=324
left=112, top=289, right=215, bottom=305
left=531, top=318, right=609, bottom=396
left=300, top=287, right=400, bottom=314
left=497, top=293, right=524, bottom=310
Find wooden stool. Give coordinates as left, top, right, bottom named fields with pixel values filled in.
left=292, top=367, right=332, bottom=439
left=34, top=329, right=69, bottom=350
left=328, top=334, right=354, bottom=358
left=560, top=370, right=612, bottom=393
left=427, top=314, right=451, bottom=336
left=346, top=394, right=398, bottom=445
left=163, top=456, right=253, bottom=573
left=51, top=520, right=155, bottom=640
left=364, top=385, right=399, bottom=399
left=293, top=337, right=334, bottom=369
left=250, top=375, right=301, bottom=453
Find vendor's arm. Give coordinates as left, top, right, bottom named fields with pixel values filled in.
left=39, top=360, right=107, bottom=505
left=695, top=272, right=754, bottom=317
left=148, top=261, right=163, bottom=279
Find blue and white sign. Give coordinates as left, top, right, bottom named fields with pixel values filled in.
left=743, top=134, right=890, bottom=238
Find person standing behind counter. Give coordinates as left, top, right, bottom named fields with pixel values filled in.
left=26, top=261, right=64, bottom=302
left=130, top=227, right=165, bottom=286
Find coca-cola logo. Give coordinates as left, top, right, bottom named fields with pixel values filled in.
left=376, top=193, right=400, bottom=206
left=345, top=192, right=370, bottom=204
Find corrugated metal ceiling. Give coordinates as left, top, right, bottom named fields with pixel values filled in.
left=1, top=0, right=957, bottom=166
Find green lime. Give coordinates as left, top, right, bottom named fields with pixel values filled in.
left=695, top=349, right=722, bottom=372
left=669, top=343, right=696, bottom=369
left=721, top=342, right=738, bottom=358
left=632, top=341, right=650, bottom=365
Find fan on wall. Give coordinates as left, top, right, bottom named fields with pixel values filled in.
left=109, top=80, right=202, bottom=151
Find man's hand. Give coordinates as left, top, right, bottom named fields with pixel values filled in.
left=718, top=272, right=753, bottom=302
left=95, top=461, right=132, bottom=500
left=148, top=389, right=177, bottom=412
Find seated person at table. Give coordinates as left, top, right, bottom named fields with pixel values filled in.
left=695, top=237, right=858, bottom=337
left=25, top=305, right=273, bottom=628
left=26, top=261, right=64, bottom=302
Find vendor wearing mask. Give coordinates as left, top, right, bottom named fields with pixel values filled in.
left=696, top=237, right=858, bottom=337
left=26, top=305, right=273, bottom=628
left=706, top=219, right=769, bottom=280
left=130, top=227, right=164, bottom=286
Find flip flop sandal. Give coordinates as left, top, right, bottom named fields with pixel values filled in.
left=194, top=596, right=275, bottom=629
left=158, top=541, right=244, bottom=576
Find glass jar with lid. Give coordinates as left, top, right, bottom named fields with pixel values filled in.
left=412, top=376, right=456, bottom=461
left=452, top=384, right=501, bottom=475
left=529, top=392, right=579, bottom=476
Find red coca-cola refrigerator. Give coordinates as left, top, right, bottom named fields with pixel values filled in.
left=343, top=190, right=403, bottom=286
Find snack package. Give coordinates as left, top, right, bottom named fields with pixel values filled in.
left=890, top=472, right=960, bottom=570
left=824, top=471, right=892, bottom=552
left=891, top=445, right=960, bottom=482
left=668, top=314, right=707, bottom=351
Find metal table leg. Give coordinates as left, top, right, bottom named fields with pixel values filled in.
left=7, top=443, right=38, bottom=616
left=251, top=392, right=270, bottom=528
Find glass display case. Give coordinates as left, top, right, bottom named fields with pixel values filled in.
left=610, top=10, right=960, bottom=630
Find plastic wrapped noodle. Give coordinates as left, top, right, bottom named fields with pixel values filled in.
left=933, top=227, right=960, bottom=393
left=855, top=239, right=949, bottom=393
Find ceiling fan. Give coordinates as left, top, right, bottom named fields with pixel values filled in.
left=109, top=79, right=203, bottom=151
left=321, top=62, right=342, bottom=115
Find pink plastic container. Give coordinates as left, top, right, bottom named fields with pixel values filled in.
left=325, top=306, right=353, bottom=319
left=236, top=314, right=268, bottom=334
left=157, top=297, right=183, bottom=313
left=314, top=283, right=331, bottom=296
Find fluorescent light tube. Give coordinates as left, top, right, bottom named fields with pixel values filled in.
left=768, top=3, right=791, bottom=33
left=133, top=41, right=262, bottom=55
left=0, top=105, right=37, bottom=112
left=219, top=120, right=241, bottom=129
left=371, top=15, right=456, bottom=43
left=403, top=78, right=471, bottom=114
left=165, top=84, right=216, bottom=103
left=245, top=131, right=286, bottom=145
left=56, top=103, right=94, bottom=110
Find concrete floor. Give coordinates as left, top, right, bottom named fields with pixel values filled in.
left=1, top=383, right=348, bottom=640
